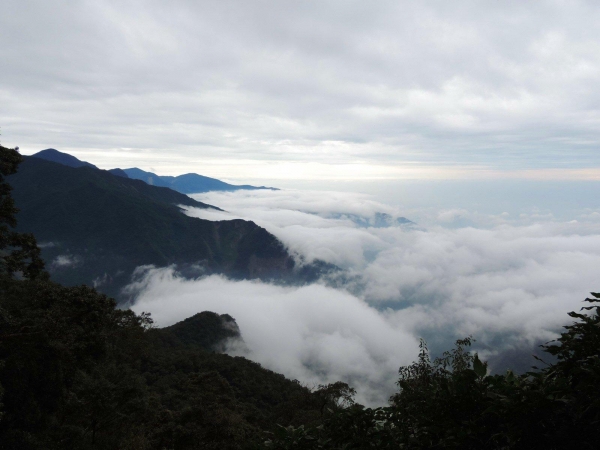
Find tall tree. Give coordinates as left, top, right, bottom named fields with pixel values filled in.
left=0, top=145, right=45, bottom=280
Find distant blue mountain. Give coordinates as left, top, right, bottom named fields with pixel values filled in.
left=122, top=167, right=278, bottom=194
left=32, top=149, right=99, bottom=169
left=327, top=212, right=414, bottom=228
left=31, top=148, right=277, bottom=193
left=122, top=168, right=170, bottom=187
left=107, top=168, right=129, bottom=178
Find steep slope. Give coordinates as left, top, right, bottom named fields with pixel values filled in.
left=123, top=167, right=278, bottom=194
left=7, top=157, right=295, bottom=300
left=0, top=277, right=326, bottom=449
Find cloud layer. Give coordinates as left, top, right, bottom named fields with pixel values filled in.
left=129, top=189, right=600, bottom=404
left=3, top=1, right=600, bottom=178
left=130, top=270, right=419, bottom=405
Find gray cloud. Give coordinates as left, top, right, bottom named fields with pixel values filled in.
left=128, top=189, right=600, bottom=404
left=2, top=1, right=600, bottom=176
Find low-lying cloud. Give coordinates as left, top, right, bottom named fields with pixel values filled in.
left=130, top=270, right=418, bottom=405
left=129, top=189, right=600, bottom=405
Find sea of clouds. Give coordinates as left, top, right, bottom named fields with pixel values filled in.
left=129, top=189, right=600, bottom=405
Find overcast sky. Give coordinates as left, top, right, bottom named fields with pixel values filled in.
left=2, top=1, right=600, bottom=180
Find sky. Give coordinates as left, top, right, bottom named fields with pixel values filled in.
left=2, top=0, right=600, bottom=181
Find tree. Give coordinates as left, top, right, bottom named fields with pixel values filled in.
left=313, top=381, right=356, bottom=417
left=266, top=294, right=600, bottom=449
left=0, top=144, right=46, bottom=280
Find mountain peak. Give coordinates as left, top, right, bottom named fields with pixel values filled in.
left=123, top=167, right=278, bottom=194
left=160, top=311, right=242, bottom=351
left=32, top=148, right=98, bottom=169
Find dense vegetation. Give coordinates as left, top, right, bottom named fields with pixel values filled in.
left=1, top=144, right=599, bottom=449
left=267, top=310, right=600, bottom=450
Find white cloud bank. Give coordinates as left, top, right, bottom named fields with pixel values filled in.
left=130, top=270, right=418, bottom=405
left=130, top=189, right=600, bottom=405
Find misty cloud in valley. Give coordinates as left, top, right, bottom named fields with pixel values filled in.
left=129, top=190, right=600, bottom=405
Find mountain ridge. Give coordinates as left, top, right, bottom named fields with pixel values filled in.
left=7, top=157, right=303, bottom=300
left=33, top=148, right=99, bottom=169
left=157, top=311, right=243, bottom=352
left=123, top=166, right=279, bottom=194
left=30, top=148, right=278, bottom=194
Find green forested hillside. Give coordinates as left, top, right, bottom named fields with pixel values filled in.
left=157, top=311, right=242, bottom=351
left=7, top=157, right=296, bottom=299
left=266, top=302, right=600, bottom=450
left=0, top=278, right=331, bottom=449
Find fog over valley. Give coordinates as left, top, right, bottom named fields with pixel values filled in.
left=128, top=188, right=600, bottom=404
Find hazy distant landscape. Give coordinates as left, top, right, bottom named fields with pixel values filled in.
left=2, top=1, right=600, bottom=448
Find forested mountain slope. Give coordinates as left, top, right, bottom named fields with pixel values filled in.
left=0, top=144, right=344, bottom=449
left=0, top=278, right=329, bottom=450
left=7, top=157, right=295, bottom=299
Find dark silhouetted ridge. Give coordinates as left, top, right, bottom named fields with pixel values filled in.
left=158, top=311, right=242, bottom=351
left=7, top=157, right=296, bottom=299
left=108, top=168, right=129, bottom=178
left=32, top=148, right=98, bottom=169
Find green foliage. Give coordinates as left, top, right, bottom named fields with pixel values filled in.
left=0, top=145, right=46, bottom=280
left=267, top=297, right=600, bottom=449
left=0, top=274, right=332, bottom=449
left=313, top=382, right=356, bottom=416
left=0, top=278, right=145, bottom=448
left=157, top=311, right=242, bottom=351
